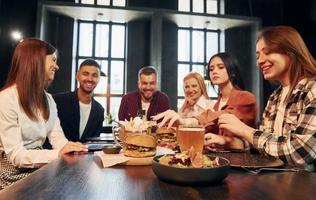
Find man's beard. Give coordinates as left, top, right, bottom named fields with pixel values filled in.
left=140, top=90, right=155, bottom=101
left=80, top=85, right=95, bottom=95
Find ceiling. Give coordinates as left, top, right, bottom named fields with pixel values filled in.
left=43, top=3, right=259, bottom=30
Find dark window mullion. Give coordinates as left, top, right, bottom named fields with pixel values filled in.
left=107, top=22, right=113, bottom=113
left=92, top=22, right=96, bottom=57
left=217, top=30, right=221, bottom=53
left=204, top=0, right=207, bottom=13
left=204, top=28, right=207, bottom=77
left=123, top=24, right=127, bottom=94
left=75, top=21, right=81, bottom=89
left=190, top=0, right=193, bottom=12
left=189, top=28, right=193, bottom=71
left=218, top=0, right=220, bottom=14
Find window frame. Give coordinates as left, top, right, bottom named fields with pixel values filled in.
left=177, top=27, right=220, bottom=108
left=75, top=20, right=126, bottom=116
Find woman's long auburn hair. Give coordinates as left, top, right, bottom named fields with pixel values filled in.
left=3, top=38, right=57, bottom=121
left=257, top=26, right=316, bottom=102
left=183, top=72, right=210, bottom=99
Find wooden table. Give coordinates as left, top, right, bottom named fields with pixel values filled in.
left=1, top=153, right=315, bottom=200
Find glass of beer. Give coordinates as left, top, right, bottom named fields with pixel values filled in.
left=177, top=125, right=205, bottom=153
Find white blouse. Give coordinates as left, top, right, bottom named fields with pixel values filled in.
left=179, top=95, right=215, bottom=118
left=0, top=85, right=68, bottom=168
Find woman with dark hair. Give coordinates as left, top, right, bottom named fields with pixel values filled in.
left=0, top=38, right=88, bottom=189
left=153, top=53, right=257, bottom=150
left=208, top=52, right=245, bottom=90
left=218, top=26, right=316, bottom=171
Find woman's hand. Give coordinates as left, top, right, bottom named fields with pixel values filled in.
left=152, top=110, right=183, bottom=129
left=184, top=97, right=196, bottom=107
left=59, top=141, right=88, bottom=157
left=218, top=113, right=255, bottom=144
left=204, top=133, right=227, bottom=146
left=204, top=132, right=245, bottom=151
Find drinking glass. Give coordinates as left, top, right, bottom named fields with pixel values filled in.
left=177, top=125, right=205, bottom=153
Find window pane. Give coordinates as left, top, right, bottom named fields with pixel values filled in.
left=192, top=65, right=205, bottom=77
left=207, top=82, right=218, bottom=98
left=207, top=0, right=218, bottom=14
left=178, top=29, right=190, bottom=62
left=193, top=0, right=204, bottom=13
left=94, top=97, right=107, bottom=126
left=93, top=60, right=108, bottom=94
left=95, top=24, right=109, bottom=57
left=206, top=32, right=218, bottom=60
left=97, top=60, right=109, bottom=76
left=111, top=25, right=125, bottom=58
left=192, top=31, right=204, bottom=62
left=78, top=59, right=85, bottom=71
left=79, top=23, right=93, bottom=56
left=97, top=0, right=110, bottom=5
left=178, top=0, right=190, bottom=12
left=177, top=98, right=185, bottom=112
left=94, top=75, right=107, bottom=94
left=94, top=97, right=106, bottom=114
left=177, top=64, right=190, bottom=96
left=113, top=0, right=126, bottom=6
left=110, top=60, right=124, bottom=94
left=81, top=0, right=94, bottom=4
left=110, top=97, right=122, bottom=120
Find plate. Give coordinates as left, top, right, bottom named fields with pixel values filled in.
left=124, top=156, right=153, bottom=165
left=86, top=143, right=115, bottom=152
left=152, top=155, right=230, bottom=185
left=85, top=136, right=114, bottom=142
left=208, top=152, right=284, bottom=168
left=204, top=148, right=246, bottom=153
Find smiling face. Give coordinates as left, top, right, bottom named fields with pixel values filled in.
left=256, top=38, right=291, bottom=86
left=184, top=77, right=202, bottom=104
left=209, top=56, right=230, bottom=87
left=76, top=65, right=100, bottom=94
left=45, top=53, right=59, bottom=81
left=138, top=74, right=157, bottom=101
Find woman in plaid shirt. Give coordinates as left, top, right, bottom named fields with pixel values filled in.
left=219, top=26, right=316, bottom=171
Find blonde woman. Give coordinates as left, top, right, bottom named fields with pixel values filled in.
left=178, top=72, right=215, bottom=118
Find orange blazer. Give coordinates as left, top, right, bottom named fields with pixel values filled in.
left=194, top=88, right=257, bottom=133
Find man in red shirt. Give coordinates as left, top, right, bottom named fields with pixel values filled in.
left=118, top=66, right=170, bottom=121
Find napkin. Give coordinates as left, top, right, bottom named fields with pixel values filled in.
left=156, top=146, right=175, bottom=156
left=95, top=151, right=132, bottom=167
left=95, top=147, right=175, bottom=168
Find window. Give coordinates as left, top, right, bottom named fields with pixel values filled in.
left=178, top=0, right=218, bottom=14
left=177, top=28, right=219, bottom=110
left=76, top=21, right=126, bottom=120
left=177, top=0, right=220, bottom=110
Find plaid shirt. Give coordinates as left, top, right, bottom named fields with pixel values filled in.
left=253, top=77, right=316, bottom=170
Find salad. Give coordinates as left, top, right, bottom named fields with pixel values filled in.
left=158, top=146, right=220, bottom=168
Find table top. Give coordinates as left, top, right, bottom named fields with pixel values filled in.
left=1, top=153, right=315, bottom=200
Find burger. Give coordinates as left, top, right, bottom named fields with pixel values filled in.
left=123, top=134, right=157, bottom=158
left=155, top=127, right=177, bottom=150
